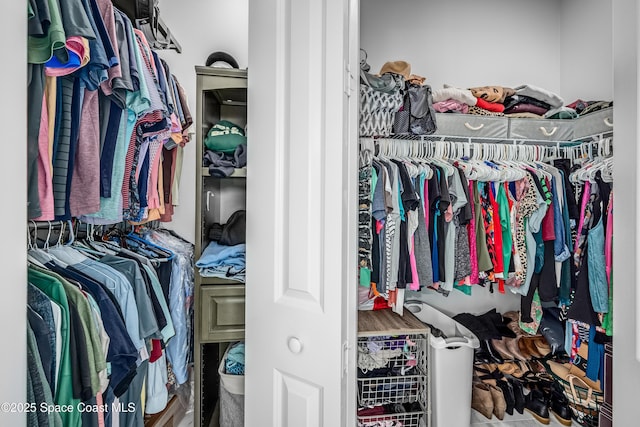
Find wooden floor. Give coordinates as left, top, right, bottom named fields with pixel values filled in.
left=144, top=396, right=188, bottom=427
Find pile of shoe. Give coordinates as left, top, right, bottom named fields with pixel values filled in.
left=456, top=309, right=574, bottom=425
left=472, top=361, right=573, bottom=425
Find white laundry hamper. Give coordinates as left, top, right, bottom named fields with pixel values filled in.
left=405, top=301, right=479, bottom=427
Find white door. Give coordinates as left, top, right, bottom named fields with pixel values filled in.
left=245, top=0, right=358, bottom=425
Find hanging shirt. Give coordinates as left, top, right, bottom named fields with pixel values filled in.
left=99, top=255, right=161, bottom=340
left=520, top=173, right=548, bottom=296
left=507, top=174, right=539, bottom=291
left=75, top=0, right=110, bottom=90
left=28, top=0, right=66, bottom=64
left=428, top=167, right=442, bottom=284
left=28, top=284, right=58, bottom=395
left=28, top=64, right=45, bottom=219
left=69, top=87, right=101, bottom=216
left=497, top=183, right=513, bottom=279
left=413, top=171, right=433, bottom=288
left=385, top=160, right=402, bottom=290
left=72, top=260, right=148, bottom=362
left=489, top=182, right=505, bottom=286
left=29, top=267, right=81, bottom=427
left=49, top=262, right=139, bottom=397
left=34, top=89, right=56, bottom=220
left=442, top=168, right=468, bottom=293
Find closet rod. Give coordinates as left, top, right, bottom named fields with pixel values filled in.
left=27, top=220, right=67, bottom=229
left=360, top=137, right=612, bottom=164
left=364, top=130, right=613, bottom=147
left=28, top=220, right=74, bottom=248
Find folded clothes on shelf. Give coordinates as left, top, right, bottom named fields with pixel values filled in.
left=196, top=241, right=246, bottom=282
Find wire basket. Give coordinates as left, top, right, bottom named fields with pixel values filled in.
left=358, top=374, right=427, bottom=407
left=357, top=402, right=426, bottom=427
left=357, top=335, right=428, bottom=407
left=543, top=361, right=603, bottom=427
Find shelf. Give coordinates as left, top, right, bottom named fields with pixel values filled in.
left=359, top=130, right=613, bottom=147
left=358, top=308, right=429, bottom=337
left=195, top=66, right=247, bottom=79
left=198, top=274, right=245, bottom=286
left=201, top=166, right=247, bottom=178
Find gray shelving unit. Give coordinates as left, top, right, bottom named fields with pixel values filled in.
left=194, top=66, right=248, bottom=427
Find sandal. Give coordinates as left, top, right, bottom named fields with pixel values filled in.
left=518, top=337, right=543, bottom=359
left=533, top=336, right=552, bottom=358
left=510, top=360, right=530, bottom=379
left=496, top=362, right=518, bottom=376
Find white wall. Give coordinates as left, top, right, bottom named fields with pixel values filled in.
left=560, top=0, right=613, bottom=102
left=406, top=285, right=521, bottom=318
left=612, top=0, right=640, bottom=424
left=160, top=0, right=249, bottom=243
left=361, top=0, right=562, bottom=97
left=361, top=0, right=613, bottom=107
left=0, top=3, right=27, bottom=426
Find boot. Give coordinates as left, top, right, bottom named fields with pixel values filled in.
left=505, top=336, right=528, bottom=362
left=471, top=382, right=494, bottom=419
left=525, top=389, right=550, bottom=425
left=475, top=340, right=504, bottom=364
left=488, top=383, right=507, bottom=420
left=547, top=382, right=572, bottom=426
left=494, top=379, right=515, bottom=416
left=491, top=338, right=516, bottom=360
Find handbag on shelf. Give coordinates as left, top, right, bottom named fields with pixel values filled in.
left=358, top=50, right=404, bottom=137
left=208, top=210, right=246, bottom=246
left=393, top=82, right=437, bottom=136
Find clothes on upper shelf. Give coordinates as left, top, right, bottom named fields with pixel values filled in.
left=432, top=82, right=612, bottom=120
left=26, top=226, right=193, bottom=427
left=203, top=144, right=247, bottom=177
left=196, top=241, right=246, bottom=283
left=27, top=0, right=193, bottom=225
left=358, top=139, right=613, bottom=341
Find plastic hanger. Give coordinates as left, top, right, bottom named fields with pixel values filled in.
left=125, top=231, right=175, bottom=260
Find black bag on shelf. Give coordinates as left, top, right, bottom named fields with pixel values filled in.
left=208, top=210, right=246, bottom=246
left=393, top=82, right=437, bottom=135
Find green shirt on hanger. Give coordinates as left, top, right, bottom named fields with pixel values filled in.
left=497, top=183, right=513, bottom=277
left=28, top=267, right=81, bottom=427
left=28, top=0, right=66, bottom=64
left=60, top=273, right=107, bottom=394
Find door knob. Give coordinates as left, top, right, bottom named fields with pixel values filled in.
left=287, top=336, right=303, bottom=354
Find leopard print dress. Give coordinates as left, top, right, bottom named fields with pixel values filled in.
left=514, top=174, right=540, bottom=283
